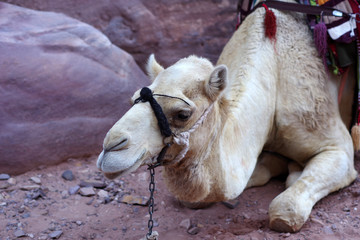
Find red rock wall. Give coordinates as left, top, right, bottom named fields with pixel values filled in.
left=2, top=0, right=238, bottom=68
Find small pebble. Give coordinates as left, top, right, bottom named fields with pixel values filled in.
left=7, top=178, right=17, bottom=185
left=68, top=185, right=80, bottom=195
left=61, top=190, right=69, bottom=199
left=221, top=199, right=240, bottom=209
left=76, top=221, right=82, bottom=226
left=20, top=185, right=39, bottom=191
left=179, top=218, right=191, bottom=229
left=14, top=229, right=26, bottom=237
left=323, top=226, right=334, bottom=234
left=49, top=230, right=63, bottom=239
left=97, top=189, right=109, bottom=198
left=21, top=212, right=31, bottom=219
left=79, top=187, right=95, bottom=197
left=0, top=173, right=10, bottom=180
left=30, top=176, right=41, bottom=184
left=80, top=180, right=106, bottom=189
left=61, top=170, right=74, bottom=181
left=187, top=226, right=200, bottom=235
left=0, top=181, right=10, bottom=189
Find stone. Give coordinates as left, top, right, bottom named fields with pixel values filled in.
left=1, top=1, right=236, bottom=70
left=7, top=178, right=17, bottom=185
left=75, top=220, right=83, bottom=226
left=68, top=185, right=80, bottom=195
left=323, top=226, right=334, bottom=234
left=221, top=199, right=240, bottom=209
left=0, top=181, right=10, bottom=189
left=0, top=173, right=10, bottom=180
left=187, top=226, right=200, bottom=235
left=0, top=2, right=148, bottom=175
left=49, top=230, right=63, bottom=239
left=26, top=189, right=46, bottom=200
left=14, top=229, right=26, bottom=238
left=80, top=180, right=106, bottom=189
left=179, top=218, right=191, bottom=229
left=20, top=185, right=39, bottom=191
left=61, top=190, right=69, bottom=199
left=97, top=189, right=109, bottom=198
left=119, top=194, right=149, bottom=206
left=61, top=170, right=74, bottom=181
left=30, top=176, right=41, bottom=184
left=79, top=187, right=96, bottom=197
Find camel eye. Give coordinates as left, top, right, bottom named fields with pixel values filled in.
left=176, top=111, right=191, bottom=121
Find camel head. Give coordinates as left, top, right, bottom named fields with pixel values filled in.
left=97, top=54, right=228, bottom=179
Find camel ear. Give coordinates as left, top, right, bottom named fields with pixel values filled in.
left=146, top=54, right=164, bottom=82
left=206, top=65, right=228, bottom=100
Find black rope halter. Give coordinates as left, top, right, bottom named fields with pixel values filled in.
left=134, top=87, right=190, bottom=239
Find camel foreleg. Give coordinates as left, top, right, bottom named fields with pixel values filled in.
left=268, top=148, right=357, bottom=232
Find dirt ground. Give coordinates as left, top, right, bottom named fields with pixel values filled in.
left=1, top=156, right=360, bottom=240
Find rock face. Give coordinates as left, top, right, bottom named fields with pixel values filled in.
left=0, top=3, right=149, bottom=174
left=3, top=0, right=238, bottom=68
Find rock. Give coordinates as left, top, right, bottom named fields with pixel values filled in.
left=0, top=2, right=148, bottom=175
left=26, top=189, right=46, bottom=200
left=97, top=189, right=109, bottom=198
left=68, top=185, right=80, bottom=195
left=61, top=170, right=74, bottom=181
left=20, top=185, right=39, bottom=191
left=222, top=199, right=240, bottom=209
left=14, top=229, right=26, bottom=238
left=49, top=230, right=63, bottom=239
left=0, top=181, right=10, bottom=189
left=79, top=187, right=96, bottom=197
left=280, top=232, right=291, bottom=238
left=119, top=194, right=149, bottom=206
left=21, top=212, right=31, bottom=218
left=187, top=226, right=200, bottom=235
left=30, top=176, right=41, bottom=184
left=323, top=226, right=334, bottom=234
left=179, top=218, right=191, bottom=229
left=7, top=177, right=17, bottom=185
left=1, top=1, right=236, bottom=70
left=86, top=198, right=95, bottom=205
left=40, top=210, right=49, bottom=216
left=0, top=173, right=10, bottom=180
left=310, top=217, right=325, bottom=226
left=343, top=207, right=351, bottom=212
left=80, top=180, right=106, bottom=189
left=61, top=190, right=69, bottom=199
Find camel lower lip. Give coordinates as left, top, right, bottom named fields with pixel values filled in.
left=102, top=150, right=146, bottom=179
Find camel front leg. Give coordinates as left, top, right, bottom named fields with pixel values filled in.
left=246, top=152, right=288, bottom=188
left=269, top=148, right=357, bottom=232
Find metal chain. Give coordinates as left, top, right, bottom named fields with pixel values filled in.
left=146, top=166, right=156, bottom=239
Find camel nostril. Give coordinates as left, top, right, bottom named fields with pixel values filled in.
left=106, top=135, right=130, bottom=152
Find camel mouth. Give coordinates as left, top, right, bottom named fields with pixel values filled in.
left=97, top=149, right=146, bottom=179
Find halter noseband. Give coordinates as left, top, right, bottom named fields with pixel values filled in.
left=134, top=87, right=213, bottom=168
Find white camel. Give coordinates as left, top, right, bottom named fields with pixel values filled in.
left=97, top=1, right=357, bottom=232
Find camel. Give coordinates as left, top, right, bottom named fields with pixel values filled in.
left=97, top=0, right=358, bottom=233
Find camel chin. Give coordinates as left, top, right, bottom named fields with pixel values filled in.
left=97, top=148, right=146, bottom=179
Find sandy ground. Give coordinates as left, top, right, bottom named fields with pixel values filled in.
left=1, top=156, right=360, bottom=240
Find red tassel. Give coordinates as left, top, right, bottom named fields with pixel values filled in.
left=263, top=3, right=277, bottom=40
